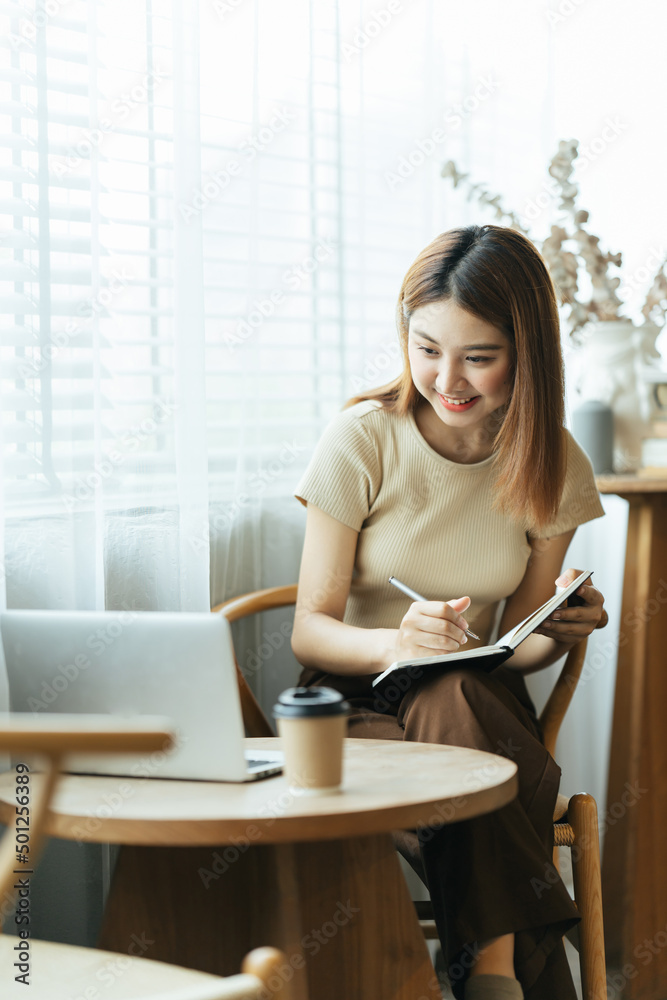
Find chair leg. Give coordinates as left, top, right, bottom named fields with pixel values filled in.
left=569, top=793, right=607, bottom=1000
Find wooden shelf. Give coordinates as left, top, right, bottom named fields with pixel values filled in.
left=596, top=473, right=667, bottom=494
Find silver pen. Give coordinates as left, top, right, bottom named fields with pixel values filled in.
left=388, top=576, right=480, bottom=640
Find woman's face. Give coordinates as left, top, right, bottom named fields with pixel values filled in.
left=407, top=298, right=513, bottom=458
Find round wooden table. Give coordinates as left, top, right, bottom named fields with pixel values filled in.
left=0, top=737, right=518, bottom=1000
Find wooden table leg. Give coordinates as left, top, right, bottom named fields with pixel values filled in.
left=99, top=833, right=441, bottom=1000
left=602, top=494, right=667, bottom=999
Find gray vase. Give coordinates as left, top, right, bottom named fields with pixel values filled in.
left=571, top=400, right=614, bottom=474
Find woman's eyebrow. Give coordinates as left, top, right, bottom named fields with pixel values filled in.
left=411, top=330, right=504, bottom=351
left=411, top=330, right=439, bottom=344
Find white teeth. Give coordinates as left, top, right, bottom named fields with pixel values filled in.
left=443, top=396, right=472, bottom=405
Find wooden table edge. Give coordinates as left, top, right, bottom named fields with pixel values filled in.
left=0, top=771, right=519, bottom=846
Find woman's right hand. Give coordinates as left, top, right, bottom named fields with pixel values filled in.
left=293, top=504, right=473, bottom=676
left=394, top=596, right=472, bottom=662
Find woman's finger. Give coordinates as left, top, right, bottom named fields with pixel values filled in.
left=535, top=619, right=591, bottom=638
left=573, top=582, right=603, bottom=606
left=537, top=599, right=606, bottom=638
left=413, top=600, right=470, bottom=628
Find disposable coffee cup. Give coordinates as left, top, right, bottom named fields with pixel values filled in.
left=273, top=687, right=350, bottom=796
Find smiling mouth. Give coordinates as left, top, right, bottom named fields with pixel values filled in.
left=437, top=393, right=481, bottom=412
left=438, top=394, right=480, bottom=404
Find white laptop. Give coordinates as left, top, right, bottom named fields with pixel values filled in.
left=0, top=609, right=283, bottom=782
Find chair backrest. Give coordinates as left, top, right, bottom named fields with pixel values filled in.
left=0, top=717, right=294, bottom=999
left=538, top=636, right=588, bottom=758
left=0, top=716, right=172, bottom=921
left=214, top=586, right=297, bottom=737
left=215, top=586, right=589, bottom=752
left=167, top=948, right=293, bottom=999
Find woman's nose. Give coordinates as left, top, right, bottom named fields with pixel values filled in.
left=435, top=361, right=469, bottom=394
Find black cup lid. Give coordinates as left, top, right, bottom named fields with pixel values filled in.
left=273, top=686, right=350, bottom=718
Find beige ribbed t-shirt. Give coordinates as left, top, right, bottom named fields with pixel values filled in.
left=295, top=400, right=605, bottom=644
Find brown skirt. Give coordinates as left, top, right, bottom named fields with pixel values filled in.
left=297, top=663, right=580, bottom=1000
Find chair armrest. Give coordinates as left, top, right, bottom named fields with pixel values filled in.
left=213, top=585, right=298, bottom=622
left=0, top=714, right=173, bottom=756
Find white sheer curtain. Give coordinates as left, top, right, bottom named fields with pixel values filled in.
left=1, top=0, right=211, bottom=621
left=1, top=0, right=664, bottom=844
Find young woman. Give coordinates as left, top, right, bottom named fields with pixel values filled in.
left=291, top=224, right=607, bottom=1000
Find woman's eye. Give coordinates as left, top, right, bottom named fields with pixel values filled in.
left=467, top=356, right=492, bottom=364
left=418, top=345, right=438, bottom=356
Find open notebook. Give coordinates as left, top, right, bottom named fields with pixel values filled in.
left=372, top=570, right=592, bottom=689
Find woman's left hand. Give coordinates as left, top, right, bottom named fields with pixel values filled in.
left=533, top=567, right=608, bottom=641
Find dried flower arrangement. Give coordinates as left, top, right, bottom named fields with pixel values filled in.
left=441, top=141, right=667, bottom=342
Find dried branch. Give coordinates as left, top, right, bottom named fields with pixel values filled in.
left=641, top=261, right=667, bottom=327
left=440, top=142, right=642, bottom=339
left=440, top=161, right=530, bottom=235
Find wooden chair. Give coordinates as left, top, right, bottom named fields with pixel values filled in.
left=0, top=714, right=292, bottom=1000
left=214, top=584, right=607, bottom=1000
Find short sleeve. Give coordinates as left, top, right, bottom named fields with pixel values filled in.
left=529, top=430, right=605, bottom=539
left=294, top=403, right=382, bottom=531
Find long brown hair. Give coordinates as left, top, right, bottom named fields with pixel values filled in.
left=346, top=224, right=566, bottom=530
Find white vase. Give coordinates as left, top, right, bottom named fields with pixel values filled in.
left=566, top=319, right=644, bottom=473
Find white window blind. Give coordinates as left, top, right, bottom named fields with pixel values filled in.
left=1, top=0, right=480, bottom=520
left=197, top=0, right=459, bottom=507
left=1, top=0, right=180, bottom=513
